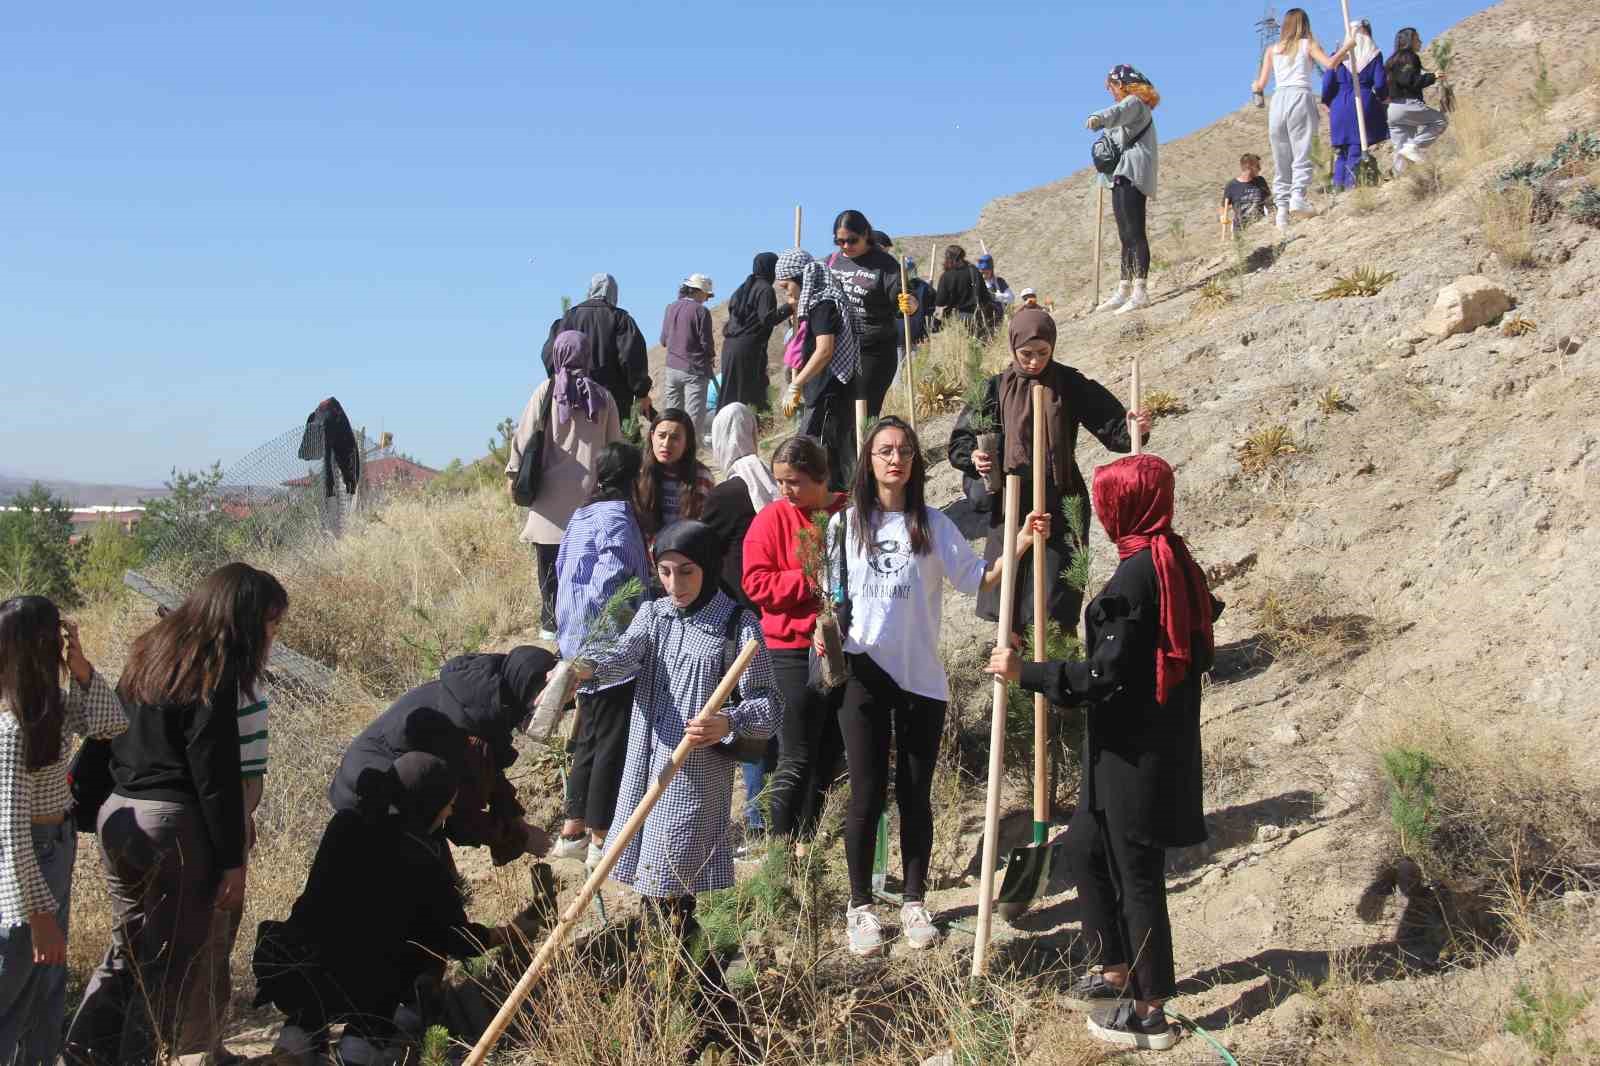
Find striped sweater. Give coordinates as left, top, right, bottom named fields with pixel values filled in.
left=239, top=688, right=269, bottom=779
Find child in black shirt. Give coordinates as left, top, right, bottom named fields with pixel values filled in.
left=1221, top=153, right=1272, bottom=230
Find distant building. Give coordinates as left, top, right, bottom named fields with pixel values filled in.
left=281, top=454, right=439, bottom=495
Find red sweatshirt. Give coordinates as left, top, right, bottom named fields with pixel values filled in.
left=741, top=494, right=846, bottom=649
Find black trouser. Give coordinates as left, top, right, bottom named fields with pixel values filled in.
left=534, top=542, right=560, bottom=632
left=838, top=652, right=947, bottom=907
left=856, top=343, right=899, bottom=418
left=766, top=648, right=845, bottom=841
left=643, top=895, right=698, bottom=938
left=564, top=681, right=634, bottom=828
left=1112, top=177, right=1151, bottom=281
left=800, top=374, right=856, bottom=492
left=1064, top=806, right=1175, bottom=1000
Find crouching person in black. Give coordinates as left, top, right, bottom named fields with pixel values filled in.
left=254, top=753, right=537, bottom=1065
left=988, top=453, right=1220, bottom=1053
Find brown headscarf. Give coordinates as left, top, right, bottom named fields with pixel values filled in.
left=999, top=308, right=1073, bottom=488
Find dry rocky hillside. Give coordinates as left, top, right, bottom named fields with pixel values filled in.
left=64, top=0, right=1600, bottom=1062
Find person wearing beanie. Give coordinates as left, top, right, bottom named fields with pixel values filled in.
left=1088, top=65, right=1163, bottom=314
left=948, top=307, right=1151, bottom=634
left=572, top=520, right=782, bottom=932
left=1321, top=19, right=1389, bottom=190
left=1252, top=9, right=1356, bottom=229
left=660, top=275, right=718, bottom=442
left=255, top=753, right=541, bottom=1065
left=988, top=454, right=1221, bottom=1052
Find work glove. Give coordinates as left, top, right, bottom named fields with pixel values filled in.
left=1085, top=114, right=1104, bottom=130
left=897, top=292, right=914, bottom=316
left=782, top=383, right=802, bottom=418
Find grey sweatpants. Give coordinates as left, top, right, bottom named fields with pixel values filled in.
left=1388, top=99, right=1448, bottom=170
left=1269, top=88, right=1319, bottom=210
left=662, top=366, right=710, bottom=440
left=65, top=795, right=231, bottom=1065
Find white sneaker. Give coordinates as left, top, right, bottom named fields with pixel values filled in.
left=1398, top=143, right=1425, bottom=165
left=1288, top=195, right=1318, bottom=218
left=551, top=834, right=588, bottom=861
left=1276, top=207, right=1290, bottom=233
left=1095, top=282, right=1130, bottom=313
left=585, top=841, right=604, bottom=871
left=1114, top=282, right=1150, bottom=315
left=537, top=628, right=558, bottom=641
left=846, top=904, right=886, bottom=957
left=900, top=902, right=940, bottom=949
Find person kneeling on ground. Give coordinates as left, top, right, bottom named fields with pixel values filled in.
left=988, top=453, right=1220, bottom=1053
left=573, top=520, right=782, bottom=936
left=329, top=647, right=556, bottom=865
left=255, top=752, right=539, bottom=1065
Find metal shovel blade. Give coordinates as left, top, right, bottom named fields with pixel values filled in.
left=995, top=822, right=1062, bottom=921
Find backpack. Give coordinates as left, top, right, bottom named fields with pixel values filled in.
left=511, top=384, right=555, bottom=508
left=707, top=607, right=772, bottom=764
left=1091, top=116, right=1152, bottom=176
left=67, top=736, right=116, bottom=834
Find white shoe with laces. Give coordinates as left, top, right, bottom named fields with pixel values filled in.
left=1276, top=207, right=1290, bottom=233
left=1289, top=195, right=1318, bottom=218
left=551, top=834, right=588, bottom=861
left=847, top=904, right=886, bottom=957
left=585, top=841, right=604, bottom=871
left=1096, top=282, right=1131, bottom=313
left=900, top=902, right=940, bottom=949
left=1113, top=280, right=1150, bottom=315
left=1398, top=143, right=1426, bottom=165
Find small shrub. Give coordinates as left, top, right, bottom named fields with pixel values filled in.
left=1316, top=386, right=1354, bottom=415
left=1476, top=185, right=1537, bottom=268
left=1499, top=130, right=1600, bottom=186
left=1238, top=424, right=1298, bottom=471
left=1501, top=313, right=1538, bottom=337
left=1569, top=183, right=1600, bottom=227
left=1402, top=160, right=1446, bottom=201
left=1348, top=185, right=1379, bottom=215
left=1313, top=267, right=1396, bottom=300
left=1382, top=748, right=1439, bottom=858
left=1526, top=45, right=1557, bottom=114
left=1253, top=571, right=1377, bottom=663
left=1191, top=277, right=1237, bottom=315
left=420, top=1024, right=452, bottom=1066
left=1505, top=978, right=1593, bottom=1062
left=1142, top=389, right=1188, bottom=419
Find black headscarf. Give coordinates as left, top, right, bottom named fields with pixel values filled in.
left=391, top=751, right=459, bottom=833
left=654, top=520, right=725, bottom=613
left=437, top=646, right=555, bottom=767
left=727, top=252, right=779, bottom=326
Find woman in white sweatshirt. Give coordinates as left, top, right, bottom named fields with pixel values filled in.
left=1252, top=9, right=1354, bottom=231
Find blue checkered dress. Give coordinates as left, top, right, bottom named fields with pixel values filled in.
left=590, top=590, right=781, bottom=897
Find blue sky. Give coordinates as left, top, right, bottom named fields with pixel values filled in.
left=1, top=0, right=1481, bottom=486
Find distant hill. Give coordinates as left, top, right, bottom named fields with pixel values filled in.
left=0, top=474, right=168, bottom=507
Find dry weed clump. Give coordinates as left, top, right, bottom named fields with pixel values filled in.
left=1312, top=266, right=1396, bottom=301
left=1475, top=185, right=1538, bottom=268
left=1316, top=386, right=1354, bottom=416
left=1237, top=423, right=1299, bottom=473
left=1142, top=389, right=1188, bottom=420
left=1190, top=277, right=1238, bottom=318
left=1253, top=571, right=1376, bottom=662
left=1501, top=312, right=1538, bottom=337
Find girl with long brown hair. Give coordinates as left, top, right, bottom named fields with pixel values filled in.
left=634, top=408, right=714, bottom=539
left=0, top=597, right=125, bottom=1065
left=1251, top=8, right=1355, bottom=230
left=66, top=562, right=287, bottom=1066
left=828, top=418, right=1048, bottom=956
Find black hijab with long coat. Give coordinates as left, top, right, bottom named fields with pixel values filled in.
left=720, top=252, right=787, bottom=410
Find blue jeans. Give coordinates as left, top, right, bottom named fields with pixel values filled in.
left=740, top=738, right=779, bottom=831
left=0, top=820, right=77, bottom=1065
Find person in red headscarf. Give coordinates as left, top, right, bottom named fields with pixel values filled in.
left=987, top=452, right=1221, bottom=1053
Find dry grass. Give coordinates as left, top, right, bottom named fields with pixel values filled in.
left=1253, top=571, right=1376, bottom=663
left=1312, top=267, right=1396, bottom=301
left=1501, top=312, right=1538, bottom=337
left=1316, top=386, right=1354, bottom=416
left=1476, top=184, right=1538, bottom=269
left=1347, top=185, right=1379, bottom=216
left=1142, top=389, right=1188, bottom=420
left=1401, top=161, right=1447, bottom=202
left=1237, top=423, right=1299, bottom=473
left=1190, top=276, right=1238, bottom=318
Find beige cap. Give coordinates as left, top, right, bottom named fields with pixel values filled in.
left=683, top=273, right=715, bottom=295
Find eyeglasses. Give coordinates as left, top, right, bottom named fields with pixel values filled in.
left=871, top=446, right=916, bottom=461
left=834, top=234, right=865, bottom=247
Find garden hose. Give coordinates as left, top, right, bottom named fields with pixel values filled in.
left=1169, top=1009, right=1240, bottom=1065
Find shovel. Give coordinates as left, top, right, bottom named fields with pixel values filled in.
left=1338, top=0, right=1380, bottom=187
left=996, top=384, right=1063, bottom=921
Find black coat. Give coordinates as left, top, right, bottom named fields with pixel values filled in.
left=540, top=299, right=651, bottom=420
left=721, top=255, right=789, bottom=409
left=701, top=479, right=758, bottom=610
left=935, top=263, right=993, bottom=317
left=328, top=649, right=554, bottom=818
left=1019, top=549, right=1217, bottom=849
left=947, top=368, right=1133, bottom=632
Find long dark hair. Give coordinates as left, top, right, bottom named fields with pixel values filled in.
left=636, top=409, right=706, bottom=534
left=1392, top=26, right=1421, bottom=55
left=589, top=441, right=643, bottom=506
left=943, top=245, right=968, bottom=271
left=771, top=435, right=829, bottom=485
left=0, top=596, right=66, bottom=770
left=832, top=210, right=873, bottom=244
left=118, top=563, right=287, bottom=709
left=850, top=417, right=932, bottom=557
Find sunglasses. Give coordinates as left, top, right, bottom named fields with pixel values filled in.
left=834, top=234, right=865, bottom=247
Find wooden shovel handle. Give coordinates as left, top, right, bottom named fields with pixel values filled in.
left=1031, top=385, right=1049, bottom=825
left=464, top=640, right=762, bottom=1066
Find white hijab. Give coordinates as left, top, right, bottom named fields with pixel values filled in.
left=1350, top=20, right=1380, bottom=72
left=710, top=403, right=778, bottom=511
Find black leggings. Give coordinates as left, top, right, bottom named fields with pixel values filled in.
left=564, top=681, right=634, bottom=828
left=1112, top=178, right=1151, bottom=281
left=838, top=652, right=947, bottom=907
left=766, top=648, right=845, bottom=840
left=1064, top=806, right=1176, bottom=1000
left=534, top=542, right=560, bottom=631
left=800, top=373, right=857, bottom=492
left=856, top=342, right=899, bottom=418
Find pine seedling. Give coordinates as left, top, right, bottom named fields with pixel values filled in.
left=574, top=577, right=644, bottom=662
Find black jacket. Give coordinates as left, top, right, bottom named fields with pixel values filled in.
left=328, top=649, right=554, bottom=820
left=111, top=677, right=247, bottom=870
left=540, top=300, right=651, bottom=417
left=1018, top=550, right=1220, bottom=849
left=701, top=479, right=758, bottom=609
left=297, top=397, right=360, bottom=497
left=1385, top=50, right=1436, bottom=103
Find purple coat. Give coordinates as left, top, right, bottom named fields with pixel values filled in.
left=1321, top=58, right=1389, bottom=148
